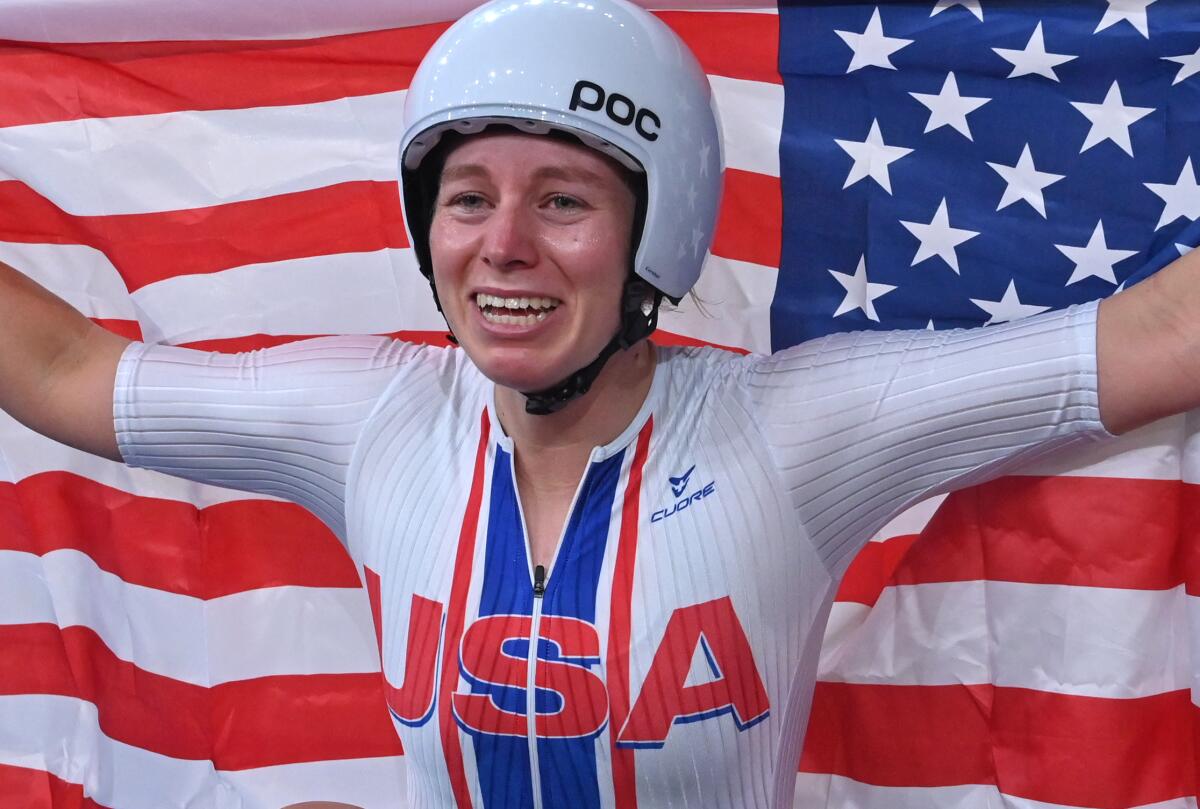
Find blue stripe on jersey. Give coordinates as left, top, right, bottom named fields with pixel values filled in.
left=537, top=449, right=625, bottom=809
left=470, top=448, right=535, bottom=809
left=468, top=446, right=625, bottom=809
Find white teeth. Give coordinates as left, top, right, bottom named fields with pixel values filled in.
left=480, top=309, right=550, bottom=325
left=475, top=293, right=560, bottom=312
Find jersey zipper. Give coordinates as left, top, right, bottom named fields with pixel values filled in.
left=527, top=563, right=547, bottom=809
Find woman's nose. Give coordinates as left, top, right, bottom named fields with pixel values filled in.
left=481, top=204, right=537, bottom=271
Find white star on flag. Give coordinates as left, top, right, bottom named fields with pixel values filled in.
left=830, top=255, right=897, bottom=322
left=987, top=144, right=1065, bottom=218
left=1095, top=0, right=1156, bottom=38
left=835, top=119, right=913, bottom=194
left=1164, top=47, right=1200, bottom=85
left=836, top=7, right=914, bottom=73
left=1179, top=243, right=1196, bottom=256
left=993, top=22, right=1077, bottom=82
left=900, top=198, right=980, bottom=273
left=1055, top=221, right=1138, bottom=285
left=1145, top=158, right=1200, bottom=230
left=931, top=0, right=983, bottom=20
left=1070, top=81, right=1154, bottom=157
left=910, top=72, right=991, bottom=140
left=970, top=280, right=1051, bottom=325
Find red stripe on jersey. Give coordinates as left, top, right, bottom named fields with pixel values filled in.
left=0, top=763, right=108, bottom=809
left=607, top=418, right=654, bottom=808
left=0, top=623, right=401, bottom=769
left=713, top=170, right=782, bottom=269
left=802, top=682, right=1194, bottom=807
left=0, top=180, right=407, bottom=293
left=438, top=409, right=491, bottom=808
left=1, top=474, right=361, bottom=598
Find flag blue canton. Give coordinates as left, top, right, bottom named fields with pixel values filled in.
left=774, top=0, right=1200, bottom=350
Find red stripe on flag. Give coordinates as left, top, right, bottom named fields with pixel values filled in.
left=652, top=332, right=749, bottom=355
left=0, top=12, right=775, bottom=129
left=180, top=330, right=455, bottom=353
left=657, top=11, right=780, bottom=84
left=834, top=534, right=919, bottom=607
left=608, top=418, right=653, bottom=809
left=890, top=475, right=1185, bottom=591
left=713, top=170, right=782, bottom=269
left=0, top=180, right=407, bottom=293
left=802, top=681, right=1196, bottom=807
left=0, top=764, right=108, bottom=809
left=2, top=473, right=361, bottom=598
left=92, top=318, right=143, bottom=341
left=0, top=623, right=401, bottom=769
left=438, top=409, right=491, bottom=809
left=0, top=26, right=447, bottom=128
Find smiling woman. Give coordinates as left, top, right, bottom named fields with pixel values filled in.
left=2, top=0, right=1199, bottom=806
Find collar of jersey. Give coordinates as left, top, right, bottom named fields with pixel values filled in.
left=487, top=344, right=667, bottom=462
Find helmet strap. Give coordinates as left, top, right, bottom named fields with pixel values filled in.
left=521, top=278, right=662, bottom=415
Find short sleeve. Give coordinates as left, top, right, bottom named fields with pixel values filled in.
left=113, top=335, right=435, bottom=542
left=743, top=301, right=1114, bottom=575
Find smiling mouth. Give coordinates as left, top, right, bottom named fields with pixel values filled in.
left=475, top=293, right=561, bottom=325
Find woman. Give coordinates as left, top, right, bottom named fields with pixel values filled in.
left=0, top=0, right=1188, bottom=806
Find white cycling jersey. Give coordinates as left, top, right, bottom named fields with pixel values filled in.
left=114, top=302, right=1109, bottom=809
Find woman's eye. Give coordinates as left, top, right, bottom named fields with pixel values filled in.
left=549, top=194, right=582, bottom=211
left=448, top=192, right=485, bottom=209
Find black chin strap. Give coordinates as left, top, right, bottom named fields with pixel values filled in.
left=521, top=279, right=662, bottom=415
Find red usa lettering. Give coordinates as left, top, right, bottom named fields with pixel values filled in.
left=616, top=596, right=770, bottom=748
left=366, top=570, right=769, bottom=744
left=453, top=613, right=608, bottom=738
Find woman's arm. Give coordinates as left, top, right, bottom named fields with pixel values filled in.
left=0, top=260, right=130, bottom=461
left=1097, top=248, right=1200, bottom=435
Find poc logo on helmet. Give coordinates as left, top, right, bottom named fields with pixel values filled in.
left=569, top=80, right=661, bottom=142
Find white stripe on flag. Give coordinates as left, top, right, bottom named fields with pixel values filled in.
left=793, top=774, right=1200, bottom=809
left=659, top=254, right=779, bottom=353
left=1, top=77, right=780, bottom=219
left=710, top=74, right=784, bottom=179
left=819, top=581, right=1190, bottom=700
left=0, top=92, right=406, bottom=216
left=0, top=693, right=406, bottom=809
left=0, top=242, right=136, bottom=321
left=131, top=248, right=438, bottom=345
left=0, top=549, right=380, bottom=684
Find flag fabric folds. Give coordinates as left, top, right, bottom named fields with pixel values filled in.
left=0, top=1, right=1197, bottom=807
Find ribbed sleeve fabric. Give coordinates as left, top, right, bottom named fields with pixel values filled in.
left=113, top=335, right=432, bottom=543
left=744, top=302, right=1113, bottom=576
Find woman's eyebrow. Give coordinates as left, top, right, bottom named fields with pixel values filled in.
left=440, top=164, right=489, bottom=183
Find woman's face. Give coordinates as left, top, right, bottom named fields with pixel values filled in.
left=428, top=131, right=637, bottom=393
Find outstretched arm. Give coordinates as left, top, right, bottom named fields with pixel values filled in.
left=1097, top=249, right=1200, bottom=435
left=0, top=260, right=130, bottom=461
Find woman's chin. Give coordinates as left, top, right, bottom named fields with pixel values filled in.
left=471, top=353, right=573, bottom=393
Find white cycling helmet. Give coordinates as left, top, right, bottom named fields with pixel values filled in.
left=398, top=0, right=723, bottom=303
left=398, top=0, right=723, bottom=413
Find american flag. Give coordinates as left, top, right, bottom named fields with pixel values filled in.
left=0, top=1, right=1196, bottom=807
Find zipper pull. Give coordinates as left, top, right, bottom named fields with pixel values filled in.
left=533, top=565, right=546, bottom=598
